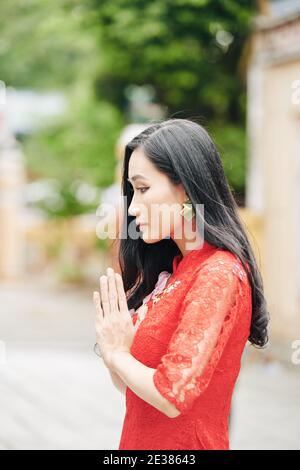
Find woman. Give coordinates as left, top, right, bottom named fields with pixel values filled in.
left=93, top=118, right=269, bottom=450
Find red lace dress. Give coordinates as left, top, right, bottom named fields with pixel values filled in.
left=118, top=240, right=252, bottom=450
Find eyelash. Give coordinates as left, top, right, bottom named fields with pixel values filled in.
left=129, top=186, right=148, bottom=194
left=137, top=187, right=148, bottom=194
left=128, top=182, right=149, bottom=194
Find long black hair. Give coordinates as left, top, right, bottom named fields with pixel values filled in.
left=118, top=118, right=269, bottom=348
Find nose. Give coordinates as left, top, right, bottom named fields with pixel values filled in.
left=128, top=198, right=140, bottom=218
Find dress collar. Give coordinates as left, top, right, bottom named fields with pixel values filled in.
left=172, top=240, right=216, bottom=274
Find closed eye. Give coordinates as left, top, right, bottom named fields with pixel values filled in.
left=137, top=187, right=149, bottom=194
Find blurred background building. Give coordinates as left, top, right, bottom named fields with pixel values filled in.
left=246, top=0, right=300, bottom=345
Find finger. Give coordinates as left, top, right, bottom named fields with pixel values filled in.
left=95, top=318, right=103, bottom=338
left=107, top=267, right=119, bottom=314
left=93, top=291, right=103, bottom=330
left=115, top=272, right=129, bottom=314
left=93, top=291, right=103, bottom=316
left=99, top=275, right=110, bottom=316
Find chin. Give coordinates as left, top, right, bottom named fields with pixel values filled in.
left=140, top=237, right=161, bottom=244
left=138, top=224, right=172, bottom=244
left=140, top=231, right=172, bottom=244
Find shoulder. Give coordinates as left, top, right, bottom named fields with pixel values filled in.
left=180, top=249, right=250, bottom=320
left=195, top=249, right=249, bottom=285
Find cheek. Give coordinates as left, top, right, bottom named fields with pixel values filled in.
left=145, top=191, right=181, bottom=229
left=148, top=188, right=178, bottom=210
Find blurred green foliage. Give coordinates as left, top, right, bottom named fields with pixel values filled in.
left=210, top=122, right=247, bottom=205
left=89, top=0, right=254, bottom=122
left=24, top=89, right=123, bottom=188
left=0, top=0, right=255, bottom=214
left=0, top=1, right=97, bottom=89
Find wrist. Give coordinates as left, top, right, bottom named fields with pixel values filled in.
left=110, top=349, right=131, bottom=373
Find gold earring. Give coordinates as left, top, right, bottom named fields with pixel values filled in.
left=180, top=197, right=195, bottom=221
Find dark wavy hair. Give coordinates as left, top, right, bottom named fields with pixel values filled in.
left=118, top=117, right=269, bottom=348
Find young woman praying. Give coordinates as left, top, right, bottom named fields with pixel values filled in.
left=93, top=118, right=269, bottom=450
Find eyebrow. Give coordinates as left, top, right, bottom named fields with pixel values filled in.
left=127, top=174, right=149, bottom=183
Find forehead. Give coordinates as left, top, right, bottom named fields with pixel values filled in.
left=128, top=148, right=154, bottom=179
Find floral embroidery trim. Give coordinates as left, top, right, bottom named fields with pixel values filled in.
left=152, top=279, right=182, bottom=304
left=129, top=270, right=174, bottom=322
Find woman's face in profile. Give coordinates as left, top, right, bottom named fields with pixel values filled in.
left=127, top=147, right=188, bottom=244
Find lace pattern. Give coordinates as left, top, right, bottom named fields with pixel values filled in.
left=152, top=257, right=248, bottom=415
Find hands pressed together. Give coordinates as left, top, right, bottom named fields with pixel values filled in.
left=93, top=267, right=140, bottom=369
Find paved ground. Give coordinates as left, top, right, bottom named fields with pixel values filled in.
left=0, top=275, right=299, bottom=450
left=0, top=343, right=124, bottom=450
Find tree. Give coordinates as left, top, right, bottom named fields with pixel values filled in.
left=88, top=0, right=255, bottom=123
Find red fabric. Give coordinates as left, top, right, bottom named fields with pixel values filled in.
left=118, top=241, right=252, bottom=450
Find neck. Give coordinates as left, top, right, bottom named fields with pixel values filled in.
left=172, top=218, right=204, bottom=257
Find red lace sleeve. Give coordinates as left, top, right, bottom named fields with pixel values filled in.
left=152, top=256, right=248, bottom=415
